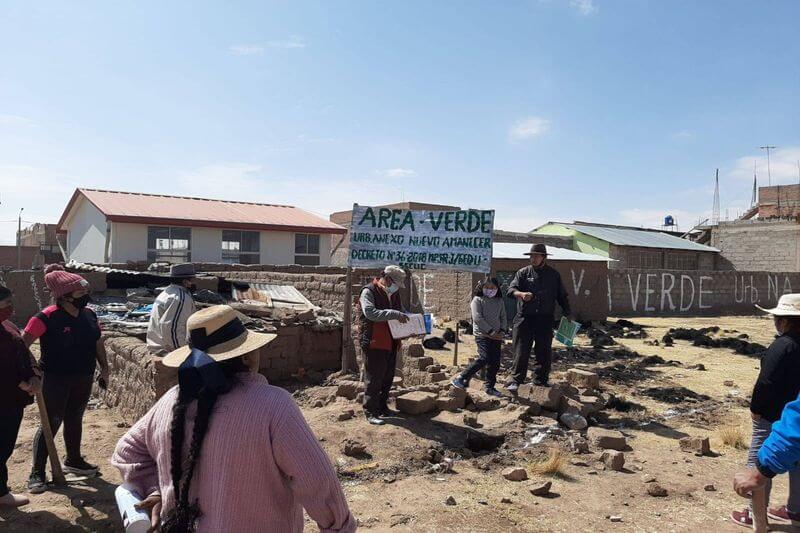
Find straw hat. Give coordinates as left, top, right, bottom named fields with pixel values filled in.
left=756, top=294, right=800, bottom=317
left=162, top=305, right=276, bottom=368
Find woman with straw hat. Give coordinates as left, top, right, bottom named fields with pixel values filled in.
left=112, top=305, right=356, bottom=533
left=731, top=294, right=800, bottom=529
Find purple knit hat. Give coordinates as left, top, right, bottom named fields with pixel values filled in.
left=44, top=264, right=89, bottom=299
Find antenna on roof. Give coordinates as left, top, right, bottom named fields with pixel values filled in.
left=751, top=161, right=758, bottom=208
left=711, top=169, right=720, bottom=225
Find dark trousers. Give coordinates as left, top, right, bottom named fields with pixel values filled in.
left=0, top=406, right=25, bottom=496
left=461, top=337, right=502, bottom=389
left=32, top=373, right=93, bottom=476
left=511, top=315, right=554, bottom=385
left=363, top=348, right=397, bottom=416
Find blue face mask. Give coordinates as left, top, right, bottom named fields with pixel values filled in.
left=385, top=283, right=399, bottom=296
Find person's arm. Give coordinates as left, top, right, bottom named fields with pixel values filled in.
left=96, top=338, right=110, bottom=383
left=22, top=313, right=47, bottom=349
left=111, top=396, right=164, bottom=499
left=470, top=297, right=493, bottom=334
left=272, top=396, right=357, bottom=532
left=508, top=270, right=532, bottom=301
left=500, top=298, right=508, bottom=333
left=178, top=293, right=195, bottom=346
left=359, top=288, right=405, bottom=322
left=750, top=341, right=787, bottom=419
left=555, top=272, right=572, bottom=317
left=757, top=393, right=800, bottom=477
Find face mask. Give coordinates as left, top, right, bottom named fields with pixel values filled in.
left=0, top=306, right=13, bottom=322
left=69, top=294, right=91, bottom=309
left=385, top=284, right=399, bottom=296
left=187, top=283, right=197, bottom=294
left=483, top=288, right=497, bottom=298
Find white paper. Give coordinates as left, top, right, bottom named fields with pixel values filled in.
left=388, top=314, right=427, bottom=339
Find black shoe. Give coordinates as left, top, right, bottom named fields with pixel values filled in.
left=27, top=472, right=47, bottom=494
left=379, top=407, right=397, bottom=418
left=533, top=379, right=549, bottom=387
left=63, top=458, right=99, bottom=477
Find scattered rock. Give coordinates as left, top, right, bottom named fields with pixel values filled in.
left=588, top=470, right=598, bottom=475
left=679, top=436, right=711, bottom=456
left=502, top=467, right=529, bottom=482
left=396, top=391, right=438, bottom=415
left=501, top=497, right=513, bottom=504
left=313, top=400, right=325, bottom=408
left=471, top=393, right=503, bottom=411
left=569, top=436, right=591, bottom=454
left=342, top=439, right=368, bottom=457
left=609, top=516, right=623, bottom=523
left=567, top=368, right=601, bottom=389
left=529, top=481, right=552, bottom=496
left=466, top=429, right=505, bottom=452
left=724, top=380, right=735, bottom=387
left=392, top=376, right=404, bottom=388
left=337, top=409, right=355, bottom=421
left=570, top=459, right=590, bottom=467
left=588, top=427, right=627, bottom=451
left=602, top=451, right=625, bottom=471
left=560, top=412, right=588, bottom=431
left=641, top=474, right=656, bottom=483
left=647, top=484, right=668, bottom=497
left=518, top=384, right=564, bottom=410
left=445, top=496, right=457, bottom=506
left=463, top=412, right=480, bottom=427
left=687, top=364, right=706, bottom=371
left=336, top=381, right=361, bottom=400
left=704, top=484, right=717, bottom=492
left=423, top=337, right=447, bottom=350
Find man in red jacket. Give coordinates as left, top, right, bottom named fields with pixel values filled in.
left=357, top=266, right=408, bottom=426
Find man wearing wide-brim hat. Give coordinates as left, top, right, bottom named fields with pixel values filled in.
left=505, top=244, right=572, bottom=391
left=732, top=294, right=800, bottom=527
left=147, top=264, right=199, bottom=355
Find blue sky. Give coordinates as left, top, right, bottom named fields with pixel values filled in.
left=1, top=0, right=799, bottom=244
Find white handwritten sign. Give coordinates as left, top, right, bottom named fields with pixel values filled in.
left=348, top=205, right=494, bottom=273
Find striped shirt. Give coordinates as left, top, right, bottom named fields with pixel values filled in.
left=146, top=284, right=195, bottom=354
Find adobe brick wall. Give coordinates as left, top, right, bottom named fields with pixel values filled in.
left=608, top=268, right=800, bottom=316
left=0, top=246, right=40, bottom=270
left=0, top=269, right=107, bottom=325
left=97, top=333, right=158, bottom=424
left=710, top=219, right=800, bottom=272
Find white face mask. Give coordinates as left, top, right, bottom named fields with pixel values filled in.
left=483, top=288, right=497, bottom=298
left=385, top=283, right=399, bottom=296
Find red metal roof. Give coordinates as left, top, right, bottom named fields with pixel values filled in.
left=57, top=189, right=346, bottom=234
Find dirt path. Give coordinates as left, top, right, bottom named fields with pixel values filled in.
left=0, top=315, right=790, bottom=532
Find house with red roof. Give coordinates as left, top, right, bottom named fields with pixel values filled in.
left=57, top=189, right=346, bottom=265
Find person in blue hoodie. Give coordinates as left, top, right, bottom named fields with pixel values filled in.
left=734, top=294, right=800, bottom=527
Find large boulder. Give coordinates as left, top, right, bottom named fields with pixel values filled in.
left=679, top=436, right=711, bottom=455
left=587, top=427, right=627, bottom=451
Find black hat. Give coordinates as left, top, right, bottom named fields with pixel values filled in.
left=524, top=244, right=549, bottom=256
left=169, top=263, right=196, bottom=278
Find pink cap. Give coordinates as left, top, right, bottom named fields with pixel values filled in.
left=44, top=264, right=89, bottom=299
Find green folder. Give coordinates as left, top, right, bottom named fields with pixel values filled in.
left=554, top=317, right=581, bottom=347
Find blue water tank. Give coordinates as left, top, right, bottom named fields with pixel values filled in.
left=664, top=215, right=675, bottom=226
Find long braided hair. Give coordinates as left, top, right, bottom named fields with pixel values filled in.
left=161, top=357, right=248, bottom=532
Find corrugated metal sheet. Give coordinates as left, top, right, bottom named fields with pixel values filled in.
left=60, top=189, right=346, bottom=234
left=566, top=224, right=719, bottom=252
left=492, top=243, right=611, bottom=262
left=232, top=283, right=317, bottom=310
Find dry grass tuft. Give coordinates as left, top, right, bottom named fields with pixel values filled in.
left=529, top=447, right=566, bottom=476
left=717, top=424, right=748, bottom=450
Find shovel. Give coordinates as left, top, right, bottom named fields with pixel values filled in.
left=35, top=391, right=67, bottom=486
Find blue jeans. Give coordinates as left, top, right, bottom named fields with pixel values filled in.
left=747, top=416, right=800, bottom=513
left=460, top=337, right=502, bottom=389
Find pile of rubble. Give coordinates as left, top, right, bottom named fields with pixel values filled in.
left=662, top=326, right=766, bottom=355
left=585, top=320, right=648, bottom=348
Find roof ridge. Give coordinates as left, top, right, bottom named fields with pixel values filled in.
left=79, top=188, right=296, bottom=209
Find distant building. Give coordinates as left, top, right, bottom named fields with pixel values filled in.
left=532, top=221, right=720, bottom=270
left=57, top=189, right=346, bottom=265
left=18, top=223, right=62, bottom=265
left=700, top=184, right=800, bottom=272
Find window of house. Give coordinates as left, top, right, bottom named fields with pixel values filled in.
left=628, top=249, right=662, bottom=269
left=294, top=233, right=320, bottom=266
left=222, top=230, right=260, bottom=264
left=147, top=226, right=191, bottom=264
left=665, top=253, right=698, bottom=270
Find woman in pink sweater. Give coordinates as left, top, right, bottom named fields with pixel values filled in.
left=112, top=305, right=356, bottom=532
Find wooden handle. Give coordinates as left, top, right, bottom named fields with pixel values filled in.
left=35, top=392, right=66, bottom=485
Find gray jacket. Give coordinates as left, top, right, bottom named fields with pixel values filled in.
left=359, top=288, right=406, bottom=322
left=470, top=296, right=507, bottom=337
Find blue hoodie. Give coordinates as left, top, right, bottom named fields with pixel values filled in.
left=758, top=392, right=800, bottom=477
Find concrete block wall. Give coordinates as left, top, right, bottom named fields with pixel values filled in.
left=711, top=219, right=800, bottom=272
left=0, top=270, right=107, bottom=325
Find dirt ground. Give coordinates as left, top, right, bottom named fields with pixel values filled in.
left=0, top=314, right=791, bottom=532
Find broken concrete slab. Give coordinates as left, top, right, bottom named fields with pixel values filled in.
left=679, top=436, right=710, bottom=456
left=567, top=369, right=600, bottom=389
left=587, top=427, right=627, bottom=451
left=518, top=384, right=563, bottom=411
left=396, top=391, right=437, bottom=415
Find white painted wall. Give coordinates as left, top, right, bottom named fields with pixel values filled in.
left=101, top=221, right=335, bottom=265
left=110, top=222, right=147, bottom=263
left=65, top=197, right=108, bottom=263
left=192, top=228, right=222, bottom=262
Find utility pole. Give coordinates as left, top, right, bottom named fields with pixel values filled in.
left=760, top=145, right=776, bottom=186
left=751, top=160, right=758, bottom=207
left=16, top=208, right=24, bottom=270
left=712, top=169, right=720, bottom=225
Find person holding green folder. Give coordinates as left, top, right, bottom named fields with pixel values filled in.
left=505, top=244, right=572, bottom=390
